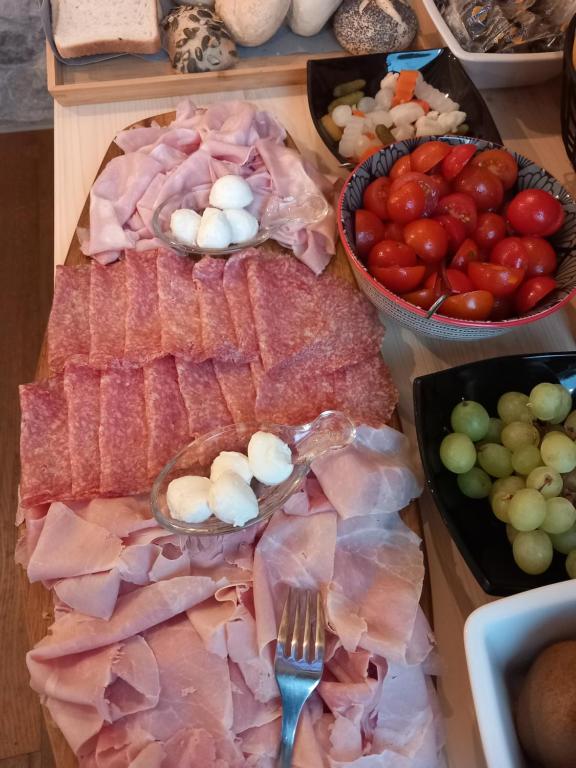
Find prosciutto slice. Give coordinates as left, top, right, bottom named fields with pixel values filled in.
left=47, top=265, right=90, bottom=373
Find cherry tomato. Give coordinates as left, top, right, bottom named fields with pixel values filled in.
left=391, top=172, right=440, bottom=217
left=369, top=264, right=426, bottom=293
left=389, top=155, right=412, bottom=181
left=441, top=144, right=477, bottom=181
left=515, top=275, right=557, bottom=314
left=470, top=148, right=518, bottom=191
left=468, top=262, right=526, bottom=298
left=490, top=237, right=529, bottom=271
left=474, top=212, right=506, bottom=251
left=521, top=236, right=557, bottom=276
left=453, top=166, right=504, bottom=211
left=507, top=189, right=565, bottom=237
left=433, top=214, right=467, bottom=254
left=368, top=240, right=417, bottom=269
left=387, top=181, right=426, bottom=224
left=401, top=288, right=437, bottom=310
left=437, top=193, right=478, bottom=234
left=429, top=173, right=452, bottom=199
left=362, top=177, right=391, bottom=219
left=355, top=209, right=387, bottom=259
left=425, top=269, right=474, bottom=294
left=451, top=238, right=481, bottom=271
left=410, top=141, right=452, bottom=174
left=381, top=220, right=405, bottom=241
left=490, top=296, right=514, bottom=321
left=404, top=219, right=448, bottom=263
left=439, top=291, right=494, bottom=321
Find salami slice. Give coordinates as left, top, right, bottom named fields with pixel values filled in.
left=157, top=250, right=203, bottom=361
left=144, top=356, right=190, bottom=480
left=47, top=266, right=90, bottom=374
left=125, top=249, right=162, bottom=364
left=89, top=260, right=126, bottom=368
left=222, top=251, right=258, bottom=362
left=333, top=355, right=398, bottom=427
left=19, top=377, right=72, bottom=506
left=175, top=357, right=233, bottom=436
left=64, top=364, right=101, bottom=498
left=193, top=257, right=243, bottom=363
left=99, top=367, right=148, bottom=496
left=255, top=362, right=335, bottom=426
left=214, top=361, right=256, bottom=424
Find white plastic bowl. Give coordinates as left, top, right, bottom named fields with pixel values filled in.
left=422, top=0, right=563, bottom=89
left=464, top=580, right=576, bottom=768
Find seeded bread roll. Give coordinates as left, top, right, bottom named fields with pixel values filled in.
left=51, top=0, right=161, bottom=59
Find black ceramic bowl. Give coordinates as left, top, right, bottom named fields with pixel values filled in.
left=414, top=353, right=576, bottom=596
left=307, top=47, right=502, bottom=165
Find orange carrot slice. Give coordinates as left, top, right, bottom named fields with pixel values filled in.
left=364, top=131, right=376, bottom=140
left=352, top=109, right=366, bottom=117
left=391, top=70, right=419, bottom=107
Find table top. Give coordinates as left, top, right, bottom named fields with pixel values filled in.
left=50, top=29, right=576, bottom=768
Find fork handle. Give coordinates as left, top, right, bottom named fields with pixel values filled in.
left=277, top=699, right=306, bottom=768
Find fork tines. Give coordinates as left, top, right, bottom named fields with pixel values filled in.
left=277, top=588, right=324, bottom=664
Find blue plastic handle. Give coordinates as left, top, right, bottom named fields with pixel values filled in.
left=386, top=48, right=443, bottom=72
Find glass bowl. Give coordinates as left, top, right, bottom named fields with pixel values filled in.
left=150, top=410, right=356, bottom=535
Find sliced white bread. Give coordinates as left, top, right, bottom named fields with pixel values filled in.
left=51, top=0, right=160, bottom=58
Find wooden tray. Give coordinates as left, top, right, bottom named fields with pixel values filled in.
left=26, top=110, right=432, bottom=767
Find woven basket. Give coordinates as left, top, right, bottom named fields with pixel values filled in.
left=561, top=14, right=576, bottom=171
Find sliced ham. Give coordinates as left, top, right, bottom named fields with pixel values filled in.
left=54, top=569, right=121, bottom=620
left=89, top=260, right=127, bottom=368
left=175, top=357, right=233, bottom=436
left=157, top=249, right=203, bottom=360
left=47, top=265, right=90, bottom=373
left=124, top=249, right=162, bottom=364
left=194, top=257, right=243, bottom=363
left=64, top=364, right=100, bottom=498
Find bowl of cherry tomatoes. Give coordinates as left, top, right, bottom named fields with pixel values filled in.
left=338, top=136, right=576, bottom=340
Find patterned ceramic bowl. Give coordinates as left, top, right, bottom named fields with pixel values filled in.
left=338, top=136, right=576, bottom=340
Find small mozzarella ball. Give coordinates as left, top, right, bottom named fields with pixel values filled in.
left=357, top=96, right=376, bottom=113
left=167, top=475, right=212, bottom=523
left=248, top=431, right=293, bottom=486
left=223, top=209, right=259, bottom=244
left=170, top=208, right=201, bottom=246
left=210, top=451, right=252, bottom=484
left=209, top=175, right=254, bottom=210
left=331, top=104, right=353, bottom=127
left=196, top=207, right=232, bottom=249
left=209, top=471, right=259, bottom=527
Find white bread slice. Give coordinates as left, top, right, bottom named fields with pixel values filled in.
left=51, top=0, right=160, bottom=59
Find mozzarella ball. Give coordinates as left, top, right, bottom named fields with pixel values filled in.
left=209, top=175, right=254, bottom=209
left=210, top=451, right=252, bottom=484
left=248, top=431, right=293, bottom=486
left=196, top=207, right=232, bottom=249
left=208, top=471, right=259, bottom=527
left=166, top=475, right=212, bottom=523
left=223, top=208, right=259, bottom=244
left=169, top=208, right=201, bottom=246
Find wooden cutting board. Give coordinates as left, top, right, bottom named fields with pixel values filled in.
left=26, top=111, right=432, bottom=768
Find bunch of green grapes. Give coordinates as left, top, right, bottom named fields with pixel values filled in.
left=439, top=383, right=576, bottom=578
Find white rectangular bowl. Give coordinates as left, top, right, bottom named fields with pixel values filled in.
left=464, top=580, right=576, bottom=768
left=421, top=0, right=563, bottom=89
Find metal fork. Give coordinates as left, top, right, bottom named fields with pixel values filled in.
left=274, top=588, right=325, bottom=768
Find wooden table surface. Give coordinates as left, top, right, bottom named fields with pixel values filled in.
left=45, top=8, right=576, bottom=768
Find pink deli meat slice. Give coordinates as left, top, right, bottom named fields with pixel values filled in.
left=157, top=249, right=203, bottom=360
left=19, top=376, right=72, bottom=506
left=47, top=265, right=90, bottom=374
left=143, top=356, right=189, bottom=480
left=255, top=363, right=334, bottom=425
left=89, top=260, right=126, bottom=368
left=213, top=361, right=256, bottom=424
left=333, top=355, right=398, bottom=427
left=99, top=366, right=148, bottom=496
left=64, top=364, right=101, bottom=498
left=222, top=251, right=259, bottom=362
left=124, top=249, right=162, bottom=364
left=175, top=357, right=233, bottom=436
left=194, top=257, right=243, bottom=363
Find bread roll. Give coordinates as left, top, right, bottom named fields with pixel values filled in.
left=288, top=0, right=343, bottom=36
left=215, top=0, right=290, bottom=46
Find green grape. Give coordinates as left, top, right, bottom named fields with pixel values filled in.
left=525, top=466, right=563, bottom=498
left=541, top=497, right=576, bottom=534
left=506, top=524, right=519, bottom=544
left=513, top=530, right=553, bottom=575
left=550, top=523, right=576, bottom=554
left=477, top=443, right=513, bottom=478
left=440, top=433, right=476, bottom=474
left=549, top=385, right=573, bottom=425
left=491, top=491, right=512, bottom=522
left=540, top=432, right=576, bottom=473
left=511, top=446, right=542, bottom=476
left=508, top=488, right=547, bottom=531
left=457, top=467, right=492, bottom=499
left=565, top=550, right=576, bottom=579
left=484, top=417, right=504, bottom=444
left=500, top=421, right=540, bottom=451
left=529, top=382, right=563, bottom=421
left=497, top=392, right=534, bottom=424
left=450, top=400, right=490, bottom=442
left=491, top=475, right=525, bottom=499
left=564, top=410, right=576, bottom=440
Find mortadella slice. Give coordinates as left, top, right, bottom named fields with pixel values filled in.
left=125, top=249, right=162, bottom=364
left=157, top=250, right=203, bottom=361
left=334, top=354, right=398, bottom=427
left=193, top=257, right=243, bottom=363
left=214, top=361, right=256, bottom=424
left=64, top=364, right=101, bottom=498
left=47, top=265, right=90, bottom=374
left=175, top=357, right=233, bottom=436
left=89, top=260, right=126, bottom=368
